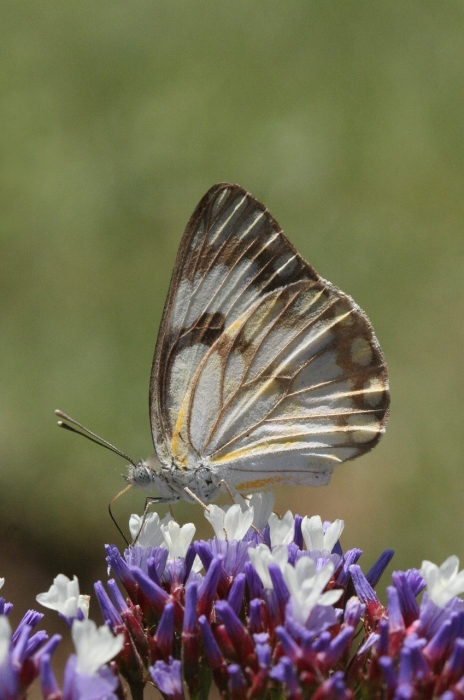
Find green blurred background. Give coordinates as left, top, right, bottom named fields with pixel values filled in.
left=1, top=0, right=464, bottom=636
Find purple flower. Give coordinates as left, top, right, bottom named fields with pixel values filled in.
left=366, top=549, right=395, bottom=588
left=199, top=537, right=250, bottom=578
left=215, top=600, right=256, bottom=670
left=349, top=563, right=385, bottom=625
left=227, top=663, right=248, bottom=700
left=10, top=494, right=464, bottom=700
left=60, top=654, right=120, bottom=700
left=153, top=602, right=175, bottom=661
left=0, top=607, right=61, bottom=699
left=124, top=545, right=168, bottom=582
left=40, top=619, right=124, bottom=700
left=198, top=614, right=228, bottom=692
left=391, top=570, right=420, bottom=627
left=150, top=658, right=183, bottom=700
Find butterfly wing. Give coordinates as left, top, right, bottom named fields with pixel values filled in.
left=150, top=183, right=389, bottom=489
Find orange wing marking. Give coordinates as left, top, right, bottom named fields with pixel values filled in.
left=236, top=475, right=284, bottom=491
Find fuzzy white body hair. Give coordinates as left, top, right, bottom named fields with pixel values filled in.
left=124, top=453, right=223, bottom=504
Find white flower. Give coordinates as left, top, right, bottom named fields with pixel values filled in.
left=190, top=555, right=204, bottom=574
left=161, top=520, right=196, bottom=559
left=421, top=556, right=464, bottom=607
left=0, top=616, right=11, bottom=665
left=283, top=558, right=342, bottom=625
left=268, top=510, right=294, bottom=546
left=205, top=503, right=254, bottom=541
left=235, top=492, right=275, bottom=530
left=0, top=578, right=4, bottom=590
left=72, top=619, right=124, bottom=675
left=301, top=515, right=344, bottom=553
left=129, top=512, right=172, bottom=548
left=248, top=543, right=288, bottom=589
left=36, top=574, right=90, bottom=619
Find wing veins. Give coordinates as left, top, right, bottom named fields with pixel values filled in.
left=228, top=465, right=341, bottom=474
left=215, top=423, right=379, bottom=458
left=235, top=284, right=310, bottom=389
left=204, top=304, right=365, bottom=457
left=202, top=283, right=329, bottom=453
left=159, top=188, right=241, bottom=421
left=172, top=189, right=239, bottom=339
left=188, top=196, right=260, bottom=303
left=248, top=298, right=348, bottom=387
left=173, top=196, right=278, bottom=350
left=202, top=286, right=303, bottom=448
left=286, top=385, right=385, bottom=402
left=239, top=338, right=334, bottom=392
left=220, top=233, right=283, bottom=318
left=184, top=220, right=278, bottom=346
left=208, top=193, right=248, bottom=246
left=208, top=401, right=383, bottom=458
left=263, top=408, right=386, bottom=422
left=223, top=240, right=299, bottom=320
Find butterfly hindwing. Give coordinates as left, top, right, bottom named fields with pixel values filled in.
left=150, top=183, right=389, bottom=488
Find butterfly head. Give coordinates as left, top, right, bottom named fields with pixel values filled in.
left=124, top=454, right=163, bottom=490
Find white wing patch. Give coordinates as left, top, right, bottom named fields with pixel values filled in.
left=190, top=351, right=222, bottom=453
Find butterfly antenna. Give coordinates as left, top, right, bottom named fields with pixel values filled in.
left=56, top=409, right=136, bottom=545
left=55, top=409, right=138, bottom=468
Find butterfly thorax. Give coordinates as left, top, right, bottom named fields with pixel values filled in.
left=124, top=453, right=222, bottom=504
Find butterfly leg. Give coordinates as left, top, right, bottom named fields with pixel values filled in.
left=217, top=480, right=263, bottom=518
left=218, top=479, right=236, bottom=504
left=183, top=487, right=211, bottom=513
left=132, top=495, right=179, bottom=545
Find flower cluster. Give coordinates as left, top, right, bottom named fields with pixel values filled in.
left=3, top=493, right=464, bottom=699
left=0, top=575, right=124, bottom=700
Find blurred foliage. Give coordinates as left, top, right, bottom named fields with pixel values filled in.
left=1, top=0, right=464, bottom=604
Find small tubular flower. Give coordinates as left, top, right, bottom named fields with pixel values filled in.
left=247, top=544, right=288, bottom=589
left=301, top=515, right=344, bottom=553
left=129, top=511, right=172, bottom=548
left=150, top=658, right=183, bottom=700
left=72, top=619, right=124, bottom=675
left=36, top=574, right=89, bottom=624
left=235, top=492, right=275, bottom=530
left=283, top=558, right=342, bottom=625
left=205, top=503, right=254, bottom=541
left=0, top=612, right=62, bottom=700
left=421, top=556, right=464, bottom=607
left=268, top=510, right=294, bottom=546
left=161, top=520, right=196, bottom=559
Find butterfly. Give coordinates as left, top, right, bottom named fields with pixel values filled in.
left=58, top=183, right=389, bottom=509
left=118, top=183, right=389, bottom=505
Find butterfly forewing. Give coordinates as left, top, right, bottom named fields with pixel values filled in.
left=150, top=183, right=389, bottom=490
